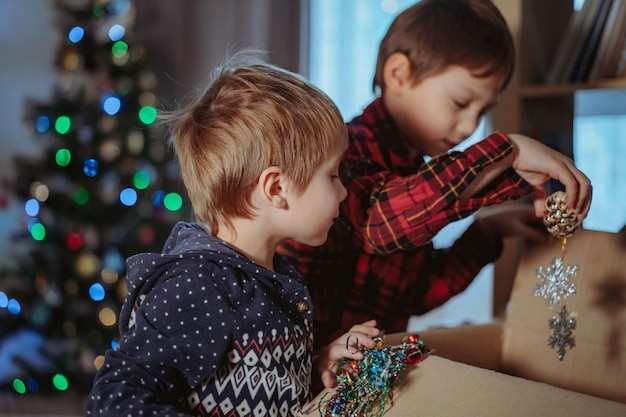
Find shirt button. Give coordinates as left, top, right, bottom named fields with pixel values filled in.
left=306, top=338, right=314, bottom=350
left=296, top=300, right=309, bottom=313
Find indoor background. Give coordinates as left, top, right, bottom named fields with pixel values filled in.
left=1, top=0, right=624, bottom=414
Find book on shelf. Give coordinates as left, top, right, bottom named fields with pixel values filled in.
left=544, top=0, right=601, bottom=85
left=605, top=4, right=626, bottom=79
left=569, top=0, right=614, bottom=83
left=588, top=0, right=626, bottom=81
left=545, top=0, right=626, bottom=85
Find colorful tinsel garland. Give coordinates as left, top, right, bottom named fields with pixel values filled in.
left=319, top=334, right=430, bottom=417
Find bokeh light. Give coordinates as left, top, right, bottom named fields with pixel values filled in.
left=7, top=298, right=21, bottom=314
left=132, top=170, right=150, bottom=189
left=13, top=379, right=26, bottom=394
left=75, top=252, right=101, bottom=278
left=52, top=374, right=69, bottom=391
left=137, top=224, right=156, bottom=246
left=55, top=115, right=71, bottom=134
left=108, top=24, right=125, bottom=41
left=89, top=283, right=106, bottom=301
left=74, top=188, right=89, bottom=205
left=152, top=189, right=165, bottom=207
left=111, top=40, right=128, bottom=58
left=103, top=249, right=124, bottom=272
left=0, top=291, right=8, bottom=307
left=83, top=158, right=99, bottom=177
left=68, top=26, right=85, bottom=43
left=139, top=70, right=157, bottom=90
left=31, top=304, right=49, bottom=327
left=101, top=268, right=119, bottom=284
left=55, top=148, right=71, bottom=166
left=163, top=192, right=183, bottom=211
left=35, top=115, right=50, bottom=133
left=30, top=221, right=46, bottom=241
left=126, top=130, right=145, bottom=154
left=66, top=231, right=83, bottom=250
left=120, top=188, right=138, bottom=206
left=98, top=307, right=117, bottom=327
left=62, top=50, right=80, bottom=71
left=138, top=105, right=157, bottom=125
left=102, top=95, right=122, bottom=115
left=26, top=378, right=40, bottom=393
left=25, top=198, right=40, bottom=216
left=138, top=91, right=156, bottom=107
left=99, top=139, right=121, bottom=162
left=32, top=182, right=50, bottom=202
left=94, top=355, right=105, bottom=371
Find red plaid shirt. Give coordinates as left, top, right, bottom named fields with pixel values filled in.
left=278, top=99, right=532, bottom=346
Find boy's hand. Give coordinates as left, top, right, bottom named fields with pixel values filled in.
left=314, top=319, right=381, bottom=389
left=473, top=201, right=553, bottom=244
left=507, top=134, right=592, bottom=222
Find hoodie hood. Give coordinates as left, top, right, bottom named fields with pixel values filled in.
left=118, top=221, right=303, bottom=335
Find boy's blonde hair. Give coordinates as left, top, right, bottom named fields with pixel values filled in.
left=165, top=51, right=347, bottom=234
left=374, top=0, right=514, bottom=93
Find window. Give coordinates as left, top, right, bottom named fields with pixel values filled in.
left=308, top=0, right=416, bottom=121
left=574, top=89, right=626, bottom=233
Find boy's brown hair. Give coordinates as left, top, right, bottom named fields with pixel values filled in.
left=373, top=0, right=514, bottom=93
left=165, top=51, right=347, bottom=234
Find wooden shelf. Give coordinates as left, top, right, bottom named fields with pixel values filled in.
left=491, top=0, right=626, bottom=137
left=520, top=78, right=626, bottom=98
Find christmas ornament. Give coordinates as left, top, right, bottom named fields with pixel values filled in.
left=533, top=191, right=582, bottom=360
left=547, top=305, right=577, bottom=361
left=533, top=257, right=578, bottom=306
left=319, top=334, right=430, bottom=417
left=543, top=190, right=580, bottom=239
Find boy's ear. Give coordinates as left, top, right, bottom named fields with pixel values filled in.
left=383, top=52, right=412, bottom=93
left=259, top=166, right=287, bottom=208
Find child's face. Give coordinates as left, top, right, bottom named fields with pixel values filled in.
left=286, top=146, right=347, bottom=247
left=387, top=65, right=501, bottom=157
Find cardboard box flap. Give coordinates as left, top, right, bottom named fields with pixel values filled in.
left=503, top=228, right=626, bottom=403
left=299, top=356, right=626, bottom=417
left=384, top=323, right=503, bottom=371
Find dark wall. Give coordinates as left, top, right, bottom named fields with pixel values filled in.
left=135, top=0, right=307, bottom=102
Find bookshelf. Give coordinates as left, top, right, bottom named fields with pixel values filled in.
left=490, top=0, right=626, bottom=318
left=491, top=0, right=626, bottom=140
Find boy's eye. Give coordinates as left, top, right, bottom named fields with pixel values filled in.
left=331, top=175, right=340, bottom=180
left=454, top=100, right=468, bottom=109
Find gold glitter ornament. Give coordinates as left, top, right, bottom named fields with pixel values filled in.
left=543, top=191, right=580, bottom=239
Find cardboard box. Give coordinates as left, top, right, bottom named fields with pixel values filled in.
left=300, top=229, right=626, bottom=416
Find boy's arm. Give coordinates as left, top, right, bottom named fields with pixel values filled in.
left=345, top=132, right=531, bottom=254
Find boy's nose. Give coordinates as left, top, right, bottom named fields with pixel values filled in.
left=340, top=183, right=348, bottom=202
left=457, top=116, right=480, bottom=140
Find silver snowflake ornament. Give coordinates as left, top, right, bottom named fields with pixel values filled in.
left=533, top=257, right=579, bottom=305
left=547, top=305, right=576, bottom=361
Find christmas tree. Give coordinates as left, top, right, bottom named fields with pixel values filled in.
left=0, top=0, right=190, bottom=395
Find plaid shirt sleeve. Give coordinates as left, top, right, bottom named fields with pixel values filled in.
left=278, top=102, right=535, bottom=345
left=344, top=131, right=532, bottom=255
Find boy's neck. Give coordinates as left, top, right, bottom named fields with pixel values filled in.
left=216, top=221, right=279, bottom=271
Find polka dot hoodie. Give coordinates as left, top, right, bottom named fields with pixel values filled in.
left=86, top=222, right=315, bottom=417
